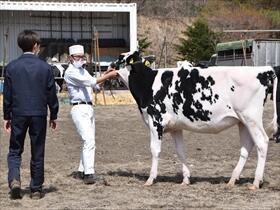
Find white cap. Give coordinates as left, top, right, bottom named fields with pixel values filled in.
left=69, top=45, right=84, bottom=55
left=51, top=57, right=58, bottom=62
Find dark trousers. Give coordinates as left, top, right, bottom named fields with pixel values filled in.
left=7, top=115, right=47, bottom=192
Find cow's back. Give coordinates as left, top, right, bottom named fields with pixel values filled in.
left=149, top=66, right=274, bottom=133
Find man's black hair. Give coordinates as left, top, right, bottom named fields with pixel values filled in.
left=17, top=30, right=41, bottom=52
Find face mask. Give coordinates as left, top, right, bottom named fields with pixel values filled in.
left=73, top=60, right=86, bottom=69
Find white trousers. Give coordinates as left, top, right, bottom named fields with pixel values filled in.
left=71, top=104, right=95, bottom=175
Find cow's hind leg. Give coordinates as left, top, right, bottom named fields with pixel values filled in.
left=170, top=130, right=190, bottom=185
left=247, top=125, right=268, bottom=190
left=227, top=123, right=254, bottom=188
left=144, top=128, right=162, bottom=186
left=238, top=115, right=269, bottom=190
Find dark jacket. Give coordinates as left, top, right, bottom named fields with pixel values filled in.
left=3, top=53, right=59, bottom=120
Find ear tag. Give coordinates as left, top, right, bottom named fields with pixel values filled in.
left=129, top=58, right=134, bottom=64
left=144, top=60, right=151, bottom=67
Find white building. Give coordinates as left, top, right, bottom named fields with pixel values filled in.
left=0, top=1, right=137, bottom=67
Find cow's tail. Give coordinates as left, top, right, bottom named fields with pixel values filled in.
left=266, top=67, right=280, bottom=138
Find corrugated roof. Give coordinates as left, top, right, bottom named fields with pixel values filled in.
left=0, top=1, right=136, bottom=12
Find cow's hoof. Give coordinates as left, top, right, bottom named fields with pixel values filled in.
left=225, top=179, right=236, bottom=189
left=247, top=183, right=259, bottom=190
left=180, top=182, right=190, bottom=186
left=144, top=178, right=154, bottom=186
left=225, top=182, right=235, bottom=189
left=144, top=182, right=153, bottom=186
left=181, top=177, right=190, bottom=185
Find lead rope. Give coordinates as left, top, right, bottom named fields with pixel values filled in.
left=108, top=79, right=115, bottom=100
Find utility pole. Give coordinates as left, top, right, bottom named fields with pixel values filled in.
left=92, top=27, right=106, bottom=105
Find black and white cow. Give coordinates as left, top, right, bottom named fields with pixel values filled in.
left=115, top=51, right=278, bottom=190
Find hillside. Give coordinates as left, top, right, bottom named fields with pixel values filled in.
left=128, top=0, right=280, bottom=67
left=138, top=16, right=194, bottom=67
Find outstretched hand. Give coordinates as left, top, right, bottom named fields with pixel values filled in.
left=103, top=66, right=116, bottom=75
left=106, top=70, right=119, bottom=78
left=97, top=69, right=119, bottom=85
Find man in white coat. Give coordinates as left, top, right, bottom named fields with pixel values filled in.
left=64, top=45, right=118, bottom=184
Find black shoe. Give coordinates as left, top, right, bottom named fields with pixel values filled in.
left=72, top=171, right=84, bottom=180
left=83, top=174, right=101, bottom=184
left=30, top=191, right=44, bottom=200
left=272, top=133, right=280, bottom=143
left=10, top=180, right=22, bottom=200
left=272, top=127, right=280, bottom=142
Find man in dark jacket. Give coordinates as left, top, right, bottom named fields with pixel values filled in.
left=3, top=30, right=59, bottom=200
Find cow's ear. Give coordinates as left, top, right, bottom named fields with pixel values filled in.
left=125, top=51, right=140, bottom=65
left=133, top=51, right=140, bottom=58
left=131, top=51, right=141, bottom=62
left=126, top=54, right=135, bottom=65
left=129, top=58, right=134, bottom=64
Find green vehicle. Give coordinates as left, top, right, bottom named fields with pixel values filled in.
left=210, top=39, right=280, bottom=67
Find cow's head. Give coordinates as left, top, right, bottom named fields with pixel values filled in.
left=115, top=51, right=141, bottom=68
left=112, top=51, right=156, bottom=87
left=113, top=51, right=147, bottom=87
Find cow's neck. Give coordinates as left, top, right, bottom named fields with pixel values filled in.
left=128, top=62, right=157, bottom=110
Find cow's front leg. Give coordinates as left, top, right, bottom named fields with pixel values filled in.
left=170, top=130, right=190, bottom=185
left=144, top=128, right=162, bottom=186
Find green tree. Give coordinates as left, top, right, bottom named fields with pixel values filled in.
left=175, top=19, right=219, bottom=64
left=138, top=36, right=152, bottom=53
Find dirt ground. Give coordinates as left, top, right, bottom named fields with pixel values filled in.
left=0, top=91, right=280, bottom=209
